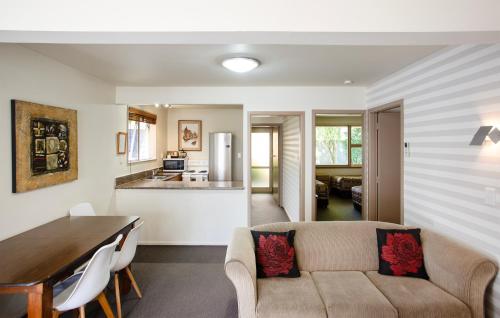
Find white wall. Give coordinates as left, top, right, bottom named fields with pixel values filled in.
left=166, top=107, right=243, bottom=180
left=0, top=44, right=131, bottom=241
left=116, top=86, right=366, bottom=222
left=282, top=116, right=301, bottom=221
left=115, top=189, right=246, bottom=245
left=367, top=44, right=500, bottom=318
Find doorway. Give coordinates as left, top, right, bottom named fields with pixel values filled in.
left=312, top=111, right=366, bottom=221
left=248, top=112, right=305, bottom=226
left=367, top=101, right=404, bottom=224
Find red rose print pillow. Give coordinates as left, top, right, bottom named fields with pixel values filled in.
left=251, top=230, right=300, bottom=278
left=376, top=228, right=429, bottom=279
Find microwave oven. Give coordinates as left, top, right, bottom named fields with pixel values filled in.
left=163, top=158, right=187, bottom=172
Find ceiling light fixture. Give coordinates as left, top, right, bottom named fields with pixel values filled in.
left=222, top=57, right=260, bottom=73
left=344, top=80, right=353, bottom=85
left=163, top=104, right=170, bottom=108
left=154, top=103, right=160, bottom=108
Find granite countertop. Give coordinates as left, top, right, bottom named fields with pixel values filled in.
left=115, top=179, right=244, bottom=190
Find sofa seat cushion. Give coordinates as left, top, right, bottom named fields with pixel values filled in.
left=311, top=271, right=397, bottom=318
left=257, top=271, right=326, bottom=318
left=366, top=271, right=471, bottom=318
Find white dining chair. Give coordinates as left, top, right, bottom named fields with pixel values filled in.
left=69, top=202, right=96, bottom=216
left=52, top=234, right=123, bottom=318
left=111, top=221, right=144, bottom=318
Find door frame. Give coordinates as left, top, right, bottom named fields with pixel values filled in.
left=250, top=126, right=277, bottom=195
left=367, top=100, right=404, bottom=224
left=248, top=111, right=306, bottom=221
left=311, top=110, right=367, bottom=221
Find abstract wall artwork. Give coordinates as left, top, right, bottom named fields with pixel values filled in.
left=178, top=120, right=202, bottom=151
left=11, top=100, right=78, bottom=193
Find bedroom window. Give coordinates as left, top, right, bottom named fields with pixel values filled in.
left=316, top=125, right=362, bottom=167
left=128, top=107, right=157, bottom=163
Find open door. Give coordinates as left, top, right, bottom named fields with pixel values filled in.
left=376, top=111, right=401, bottom=224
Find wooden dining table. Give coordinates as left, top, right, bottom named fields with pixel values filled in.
left=0, top=215, right=140, bottom=318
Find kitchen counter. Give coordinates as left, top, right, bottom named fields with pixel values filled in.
left=115, top=179, right=244, bottom=190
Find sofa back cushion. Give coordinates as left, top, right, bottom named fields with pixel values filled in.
left=252, top=221, right=406, bottom=272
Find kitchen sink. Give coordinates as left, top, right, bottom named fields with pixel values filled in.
left=144, top=175, right=168, bottom=180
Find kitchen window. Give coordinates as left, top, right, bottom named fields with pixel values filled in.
left=316, top=125, right=362, bottom=167
left=128, top=107, right=157, bottom=162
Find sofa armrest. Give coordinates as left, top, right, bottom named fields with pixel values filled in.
left=421, top=230, right=498, bottom=318
left=225, top=228, right=257, bottom=318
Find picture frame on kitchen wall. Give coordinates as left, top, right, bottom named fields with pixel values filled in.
left=116, top=132, right=127, bottom=154
left=11, top=99, right=78, bottom=193
left=178, top=120, right=202, bottom=151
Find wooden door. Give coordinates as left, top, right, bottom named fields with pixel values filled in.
left=377, top=112, right=401, bottom=224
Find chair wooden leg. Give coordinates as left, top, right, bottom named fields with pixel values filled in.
left=125, top=267, right=142, bottom=299
left=52, top=309, right=60, bottom=318
left=114, top=273, right=122, bottom=318
left=79, top=306, right=85, bottom=318
left=96, top=292, right=115, bottom=318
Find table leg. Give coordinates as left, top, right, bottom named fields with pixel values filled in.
left=27, top=283, right=53, bottom=318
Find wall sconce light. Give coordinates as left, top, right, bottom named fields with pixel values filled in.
left=470, top=126, right=500, bottom=145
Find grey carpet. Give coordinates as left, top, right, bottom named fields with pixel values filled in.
left=0, top=246, right=238, bottom=318
left=251, top=194, right=290, bottom=226
left=317, top=192, right=362, bottom=221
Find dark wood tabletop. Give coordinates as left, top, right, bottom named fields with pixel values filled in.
left=0, top=216, right=139, bottom=287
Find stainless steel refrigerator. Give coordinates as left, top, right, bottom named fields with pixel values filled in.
left=209, top=132, right=232, bottom=181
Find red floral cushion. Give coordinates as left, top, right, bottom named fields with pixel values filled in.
left=251, top=230, right=300, bottom=278
left=376, top=228, right=429, bottom=279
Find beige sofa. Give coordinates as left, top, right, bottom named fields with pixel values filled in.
left=225, top=221, right=497, bottom=318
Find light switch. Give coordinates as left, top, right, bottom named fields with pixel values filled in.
left=484, top=187, right=496, bottom=206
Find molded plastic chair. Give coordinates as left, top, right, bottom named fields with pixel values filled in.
left=69, top=202, right=96, bottom=216
left=111, top=221, right=144, bottom=318
left=52, top=234, right=123, bottom=318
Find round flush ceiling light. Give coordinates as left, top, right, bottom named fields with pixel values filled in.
left=222, top=57, right=260, bottom=73
left=344, top=80, right=353, bottom=85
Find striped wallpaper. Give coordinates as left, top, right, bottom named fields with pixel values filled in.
left=282, top=116, right=301, bottom=221
left=367, top=44, right=500, bottom=317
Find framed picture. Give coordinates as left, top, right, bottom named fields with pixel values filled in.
left=116, top=132, right=127, bottom=154
left=11, top=100, right=78, bottom=193
left=178, top=120, right=202, bottom=151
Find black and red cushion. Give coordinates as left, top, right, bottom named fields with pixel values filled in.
left=376, top=228, right=429, bottom=279
left=250, top=230, right=300, bottom=278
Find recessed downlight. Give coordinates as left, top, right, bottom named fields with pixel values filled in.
left=344, top=80, right=353, bottom=85
left=222, top=57, right=260, bottom=73
left=154, top=103, right=160, bottom=108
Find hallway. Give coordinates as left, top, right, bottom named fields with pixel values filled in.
left=251, top=194, right=289, bottom=226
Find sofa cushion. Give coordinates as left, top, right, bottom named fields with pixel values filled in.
left=311, top=271, right=397, bottom=318
left=366, top=271, right=471, bottom=318
left=376, top=228, right=429, bottom=279
left=256, top=271, right=326, bottom=318
left=251, top=230, right=300, bottom=278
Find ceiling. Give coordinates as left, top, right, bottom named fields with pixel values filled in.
left=23, top=44, right=443, bottom=86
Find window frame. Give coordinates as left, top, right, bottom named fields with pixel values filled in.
left=127, top=107, right=158, bottom=164
left=315, top=124, right=362, bottom=168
